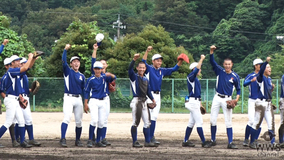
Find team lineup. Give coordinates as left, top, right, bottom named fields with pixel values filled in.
left=0, top=35, right=283, bottom=150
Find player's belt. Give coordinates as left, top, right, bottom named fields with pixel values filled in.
left=189, top=97, right=201, bottom=101
left=22, top=94, right=29, bottom=97
left=260, top=99, right=271, bottom=102
left=6, top=94, right=19, bottom=99
left=90, top=97, right=105, bottom=100
left=153, top=91, right=160, bottom=94
left=65, top=93, right=80, bottom=98
left=217, top=94, right=230, bottom=98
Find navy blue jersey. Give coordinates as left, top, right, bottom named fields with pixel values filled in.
left=257, top=62, right=272, bottom=100
left=187, top=68, right=201, bottom=98
left=243, top=72, right=259, bottom=99
left=6, top=68, right=26, bottom=96
left=84, top=75, right=116, bottom=100
left=0, top=72, right=8, bottom=93
left=142, top=59, right=179, bottom=92
left=91, top=58, right=110, bottom=95
left=281, top=75, right=284, bottom=98
left=128, top=60, right=154, bottom=100
left=0, top=44, right=4, bottom=54
left=210, top=54, right=241, bottom=96
left=62, top=49, right=85, bottom=94
left=20, top=74, right=30, bottom=95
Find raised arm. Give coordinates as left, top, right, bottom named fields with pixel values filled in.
left=91, top=43, right=98, bottom=74
left=62, top=44, right=71, bottom=75
left=20, top=53, right=34, bottom=73
left=143, top=46, right=152, bottom=60
left=257, top=57, right=270, bottom=83
left=0, top=39, right=8, bottom=54
left=128, top=54, right=140, bottom=81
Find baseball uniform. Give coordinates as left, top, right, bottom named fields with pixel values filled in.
left=279, top=74, right=284, bottom=145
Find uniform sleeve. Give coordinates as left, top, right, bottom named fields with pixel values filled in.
left=62, top=49, right=69, bottom=76
left=147, top=83, right=154, bottom=100
left=105, top=75, right=116, bottom=83
left=142, top=59, right=150, bottom=74
left=162, top=64, right=180, bottom=76
left=257, top=62, right=268, bottom=83
left=187, top=68, right=199, bottom=82
left=128, top=60, right=136, bottom=81
left=81, top=75, right=85, bottom=93
left=84, top=78, right=91, bottom=100
left=91, top=58, right=96, bottom=75
left=243, top=74, right=253, bottom=87
left=234, top=75, right=241, bottom=95
left=210, top=54, right=222, bottom=75
left=0, top=76, right=5, bottom=93
left=0, top=44, right=4, bottom=54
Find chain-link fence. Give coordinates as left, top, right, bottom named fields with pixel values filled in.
left=19, top=78, right=282, bottom=113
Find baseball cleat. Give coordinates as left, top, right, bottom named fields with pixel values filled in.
left=95, top=141, right=107, bottom=147
left=0, top=143, right=5, bottom=148
left=280, top=142, right=284, bottom=148
left=243, top=139, right=249, bottom=147
left=101, top=138, right=111, bottom=146
left=28, top=139, right=41, bottom=146
left=144, top=142, right=158, bottom=147
left=182, top=140, right=195, bottom=147
left=249, top=141, right=257, bottom=149
left=60, top=138, right=67, bottom=147
left=210, top=140, right=217, bottom=146
left=227, top=142, right=238, bottom=149
left=150, top=136, right=160, bottom=145
left=202, top=141, right=212, bottom=148
left=87, top=140, right=93, bottom=148
left=75, top=140, right=84, bottom=147
left=20, top=141, right=33, bottom=148
left=133, top=141, right=143, bottom=148
left=12, top=140, right=20, bottom=147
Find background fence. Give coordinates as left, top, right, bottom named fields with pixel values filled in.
left=16, top=77, right=282, bottom=113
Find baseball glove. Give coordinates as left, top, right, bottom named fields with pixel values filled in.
left=19, top=95, right=28, bottom=109
left=33, top=51, right=45, bottom=59
left=200, top=106, right=206, bottom=115
left=147, top=103, right=156, bottom=109
left=31, top=80, right=40, bottom=94
left=177, top=53, right=190, bottom=63
left=226, top=100, right=237, bottom=109
left=261, top=131, right=275, bottom=141
left=271, top=104, right=277, bottom=110
left=108, top=80, right=116, bottom=93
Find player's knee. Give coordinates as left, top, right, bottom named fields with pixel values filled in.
left=75, top=122, right=82, bottom=128
left=17, top=120, right=25, bottom=127
left=98, top=121, right=104, bottom=128
left=150, top=115, right=158, bottom=121
left=225, top=122, right=232, bottom=128
left=90, top=121, right=97, bottom=127
left=25, top=120, right=33, bottom=126
left=144, top=121, right=151, bottom=128
left=196, top=122, right=203, bottom=128
left=210, top=120, right=217, bottom=126
left=63, top=115, right=72, bottom=124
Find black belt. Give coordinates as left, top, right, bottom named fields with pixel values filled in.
left=22, top=94, right=29, bottom=97
left=66, top=94, right=80, bottom=97
left=260, top=99, right=271, bottom=102
left=6, top=94, right=19, bottom=100
left=153, top=91, right=160, bottom=94
left=98, top=98, right=104, bottom=100
left=218, top=94, right=230, bottom=98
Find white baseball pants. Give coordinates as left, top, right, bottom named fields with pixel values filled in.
left=62, top=94, right=83, bottom=128
left=185, top=98, right=203, bottom=128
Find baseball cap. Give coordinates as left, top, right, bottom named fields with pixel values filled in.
left=10, top=55, right=22, bottom=62
left=3, top=58, right=12, bottom=65
left=93, top=61, right=103, bottom=69
left=70, top=56, right=80, bottom=62
left=152, top=54, right=163, bottom=61
left=253, top=59, right=263, bottom=65
left=20, top=57, right=27, bottom=64
left=189, top=62, right=198, bottom=70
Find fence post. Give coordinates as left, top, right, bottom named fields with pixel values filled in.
left=206, top=79, right=208, bottom=111
left=277, top=79, right=279, bottom=114
left=241, top=79, right=244, bottom=113
left=171, top=79, right=174, bottom=113
left=33, top=77, right=36, bottom=111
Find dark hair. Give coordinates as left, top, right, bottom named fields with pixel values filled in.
left=224, top=58, right=232, bottom=62
left=137, top=61, right=146, bottom=67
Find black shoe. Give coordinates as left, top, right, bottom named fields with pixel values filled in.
left=87, top=140, right=93, bottom=148
left=28, top=139, right=41, bottom=146
left=60, top=138, right=67, bottom=147
left=75, top=140, right=84, bottom=147
left=20, top=141, right=32, bottom=148
left=12, top=140, right=20, bottom=147
left=133, top=141, right=143, bottom=148
left=144, top=142, right=158, bottom=147
left=249, top=141, right=257, bottom=149
left=202, top=141, right=212, bottom=148
left=151, top=136, right=160, bottom=145
left=227, top=142, right=238, bottom=149
left=280, top=142, right=284, bottom=148
left=243, top=139, right=249, bottom=147
left=95, top=141, right=106, bottom=147
left=210, top=140, right=217, bottom=146
left=182, top=140, right=195, bottom=147
left=101, top=138, right=111, bottom=146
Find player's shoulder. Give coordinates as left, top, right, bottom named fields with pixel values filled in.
left=231, top=71, right=240, bottom=79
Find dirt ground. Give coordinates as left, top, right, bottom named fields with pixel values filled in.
left=0, top=112, right=283, bottom=160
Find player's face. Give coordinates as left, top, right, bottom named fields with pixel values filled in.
left=100, top=60, right=108, bottom=73
left=11, top=60, right=21, bottom=68
left=223, top=60, right=233, bottom=73
left=70, top=59, right=80, bottom=71
left=94, top=68, right=102, bottom=77
left=254, top=64, right=261, bottom=71
left=136, top=63, right=146, bottom=76
left=264, top=64, right=271, bottom=76
left=152, top=58, right=162, bottom=69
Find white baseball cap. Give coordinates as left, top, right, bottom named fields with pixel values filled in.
left=93, top=61, right=103, bottom=69
left=152, top=54, right=163, bottom=61
left=96, top=33, right=104, bottom=43
left=4, top=58, right=12, bottom=65
left=10, top=55, right=22, bottom=62
left=20, top=57, right=27, bottom=64
left=189, top=62, right=198, bottom=70
left=253, top=59, right=263, bottom=65
left=70, top=56, right=80, bottom=62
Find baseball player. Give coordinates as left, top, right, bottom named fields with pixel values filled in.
left=129, top=53, right=157, bottom=148
left=90, top=43, right=112, bottom=146
left=242, top=59, right=263, bottom=146
left=60, top=44, right=85, bottom=147
left=84, top=61, right=116, bottom=148
left=279, top=72, right=284, bottom=148
left=0, top=53, right=35, bottom=148
left=182, top=55, right=211, bottom=148
left=0, top=57, right=20, bottom=147
left=249, top=57, right=276, bottom=149
left=209, top=45, right=240, bottom=149
left=142, top=46, right=184, bottom=144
